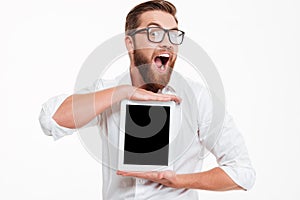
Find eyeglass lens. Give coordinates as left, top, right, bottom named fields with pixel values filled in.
left=148, top=27, right=184, bottom=45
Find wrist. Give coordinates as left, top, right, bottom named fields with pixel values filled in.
left=175, top=174, right=188, bottom=189
left=175, top=173, right=197, bottom=189
left=116, top=85, right=135, bottom=100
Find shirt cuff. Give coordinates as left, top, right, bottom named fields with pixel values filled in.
left=220, top=165, right=256, bottom=191
left=39, top=94, right=77, bottom=141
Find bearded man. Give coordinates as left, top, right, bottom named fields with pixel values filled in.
left=39, top=1, right=255, bottom=199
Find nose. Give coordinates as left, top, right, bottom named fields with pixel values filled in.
left=158, top=33, right=174, bottom=50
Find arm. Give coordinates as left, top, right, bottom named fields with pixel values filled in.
left=118, top=167, right=243, bottom=191
left=117, top=113, right=255, bottom=191
left=117, top=84, right=255, bottom=191
left=53, top=85, right=181, bottom=129
left=176, top=167, right=243, bottom=191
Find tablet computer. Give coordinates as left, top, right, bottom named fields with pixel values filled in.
left=118, top=100, right=176, bottom=171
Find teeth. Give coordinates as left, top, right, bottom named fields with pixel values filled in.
left=161, top=65, right=165, bottom=70
left=159, top=53, right=169, bottom=57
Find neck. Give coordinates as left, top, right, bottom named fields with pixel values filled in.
left=129, top=65, right=162, bottom=93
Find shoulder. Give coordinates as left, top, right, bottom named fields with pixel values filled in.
left=94, top=71, right=131, bottom=90
left=173, top=74, right=209, bottom=100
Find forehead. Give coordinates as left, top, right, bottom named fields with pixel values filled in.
left=138, top=10, right=178, bottom=29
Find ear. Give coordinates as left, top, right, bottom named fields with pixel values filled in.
left=125, top=35, right=134, bottom=53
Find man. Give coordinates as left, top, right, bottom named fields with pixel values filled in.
left=39, top=0, right=255, bottom=199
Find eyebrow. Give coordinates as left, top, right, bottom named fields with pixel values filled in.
left=146, top=22, right=178, bottom=30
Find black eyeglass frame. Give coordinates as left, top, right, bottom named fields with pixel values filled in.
left=128, top=26, right=185, bottom=45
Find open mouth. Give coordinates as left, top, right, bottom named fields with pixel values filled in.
left=154, top=53, right=170, bottom=71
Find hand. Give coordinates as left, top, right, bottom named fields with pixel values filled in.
left=118, top=85, right=182, bottom=104
left=117, top=170, right=181, bottom=188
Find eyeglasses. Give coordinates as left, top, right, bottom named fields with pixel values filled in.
left=129, top=26, right=185, bottom=45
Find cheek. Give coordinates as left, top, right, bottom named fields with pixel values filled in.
left=171, top=48, right=178, bottom=62
left=173, top=46, right=179, bottom=54
left=134, top=35, right=157, bottom=50
left=135, top=44, right=157, bottom=52
left=134, top=49, right=155, bottom=64
left=171, top=54, right=177, bottom=63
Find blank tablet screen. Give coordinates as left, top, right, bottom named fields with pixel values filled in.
left=124, top=105, right=170, bottom=166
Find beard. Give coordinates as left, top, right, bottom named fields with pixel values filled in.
left=133, top=49, right=175, bottom=93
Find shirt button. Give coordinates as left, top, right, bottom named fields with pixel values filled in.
left=138, top=179, right=145, bottom=184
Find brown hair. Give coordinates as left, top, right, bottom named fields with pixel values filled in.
left=125, top=0, right=178, bottom=35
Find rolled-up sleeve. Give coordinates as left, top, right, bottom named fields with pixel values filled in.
left=39, top=79, right=103, bottom=141
left=39, top=94, right=77, bottom=140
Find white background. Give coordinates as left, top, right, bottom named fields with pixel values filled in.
left=1, top=0, right=299, bottom=199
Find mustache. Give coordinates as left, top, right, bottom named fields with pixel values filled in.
left=133, top=50, right=176, bottom=63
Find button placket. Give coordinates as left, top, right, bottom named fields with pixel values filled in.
left=134, top=178, right=146, bottom=199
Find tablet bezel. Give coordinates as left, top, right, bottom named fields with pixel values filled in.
left=118, top=99, right=175, bottom=171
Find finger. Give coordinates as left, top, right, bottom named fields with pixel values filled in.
left=134, top=89, right=182, bottom=103
left=116, top=170, right=143, bottom=176
left=140, top=95, right=171, bottom=102
left=170, top=95, right=182, bottom=104
left=151, top=93, right=182, bottom=103
left=118, top=171, right=158, bottom=181
left=131, top=92, right=171, bottom=101
left=117, top=171, right=146, bottom=178
left=152, top=95, right=173, bottom=102
left=160, top=95, right=182, bottom=104
left=116, top=170, right=127, bottom=175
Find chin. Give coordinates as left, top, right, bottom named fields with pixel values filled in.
left=133, top=49, right=175, bottom=92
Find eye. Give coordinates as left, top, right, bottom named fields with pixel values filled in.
left=149, top=30, right=160, bottom=37
left=148, top=27, right=164, bottom=41
left=170, top=31, right=180, bottom=37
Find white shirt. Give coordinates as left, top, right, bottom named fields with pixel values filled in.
left=39, top=71, right=255, bottom=200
